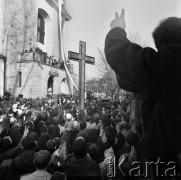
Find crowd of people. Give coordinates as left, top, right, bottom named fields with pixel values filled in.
left=1, top=6, right=180, bottom=180
left=0, top=91, right=141, bottom=180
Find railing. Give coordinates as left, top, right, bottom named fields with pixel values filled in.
left=20, top=51, right=65, bottom=70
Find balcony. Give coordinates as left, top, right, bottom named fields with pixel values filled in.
left=18, top=50, right=65, bottom=70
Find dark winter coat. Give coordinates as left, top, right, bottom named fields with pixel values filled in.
left=64, top=154, right=101, bottom=180
left=13, top=150, right=36, bottom=176
left=105, top=27, right=181, bottom=164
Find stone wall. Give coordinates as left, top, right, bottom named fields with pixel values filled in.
left=3, top=0, right=37, bottom=95
left=17, top=62, right=42, bottom=98
left=2, top=0, right=65, bottom=97
left=0, top=57, right=5, bottom=96
left=17, top=61, right=67, bottom=98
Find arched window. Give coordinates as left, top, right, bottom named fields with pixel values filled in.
left=37, top=13, right=45, bottom=44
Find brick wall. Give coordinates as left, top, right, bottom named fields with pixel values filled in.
left=17, top=62, right=42, bottom=98
left=0, top=0, right=5, bottom=55
left=3, top=0, right=63, bottom=97
left=1, top=0, right=73, bottom=97
left=3, top=0, right=37, bottom=95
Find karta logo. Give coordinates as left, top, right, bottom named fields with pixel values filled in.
left=118, top=156, right=179, bottom=178
left=107, top=155, right=116, bottom=177
left=118, top=154, right=128, bottom=176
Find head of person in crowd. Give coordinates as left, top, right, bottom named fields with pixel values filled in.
left=8, top=109, right=14, bottom=117
left=1, top=136, right=12, bottom=152
left=39, top=121, right=45, bottom=128
left=65, top=120, right=73, bottom=131
left=38, top=132, right=50, bottom=150
left=59, top=118, right=65, bottom=126
left=115, top=131, right=125, bottom=149
left=9, top=116, right=17, bottom=127
left=152, top=17, right=181, bottom=50
left=22, top=136, right=36, bottom=151
left=102, top=114, right=111, bottom=128
left=40, top=125, right=48, bottom=134
left=125, top=130, right=141, bottom=158
left=45, top=120, right=52, bottom=127
left=86, top=129, right=99, bottom=144
left=96, top=122, right=103, bottom=130
left=54, top=137, right=61, bottom=149
left=79, top=121, right=86, bottom=131
left=72, top=137, right=87, bottom=158
left=94, top=113, right=100, bottom=124
left=52, top=116, right=59, bottom=125
left=25, top=111, right=32, bottom=119
left=125, top=130, right=139, bottom=147
left=34, top=150, right=51, bottom=170
left=76, top=130, right=89, bottom=143
left=25, top=121, right=34, bottom=132
left=102, top=128, right=115, bottom=146
left=40, top=111, right=48, bottom=121
left=119, top=121, right=128, bottom=131
left=10, top=125, right=22, bottom=147
left=48, top=125, right=55, bottom=139
left=90, top=116, right=94, bottom=124
left=73, top=120, right=79, bottom=130
left=88, top=143, right=102, bottom=163
left=12, top=122, right=20, bottom=129
left=85, top=115, right=90, bottom=122
left=46, top=139, right=56, bottom=154
left=65, top=113, right=73, bottom=122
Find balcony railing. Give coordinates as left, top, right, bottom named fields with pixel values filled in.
left=19, top=51, right=65, bottom=70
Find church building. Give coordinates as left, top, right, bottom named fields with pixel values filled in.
left=0, top=0, right=75, bottom=98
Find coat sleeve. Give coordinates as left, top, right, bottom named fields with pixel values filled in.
left=116, top=73, right=140, bottom=93
left=104, top=27, right=157, bottom=96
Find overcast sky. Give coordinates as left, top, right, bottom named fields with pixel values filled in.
left=63, top=0, right=180, bottom=79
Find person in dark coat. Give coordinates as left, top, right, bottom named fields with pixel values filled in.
left=104, top=9, right=181, bottom=176
left=9, top=126, right=22, bottom=148
left=38, top=132, right=50, bottom=150
left=64, top=137, right=101, bottom=180
left=13, top=136, right=36, bottom=176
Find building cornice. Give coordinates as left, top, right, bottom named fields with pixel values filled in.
left=45, top=0, right=59, bottom=11
left=45, top=0, right=72, bottom=21
left=61, top=5, right=72, bottom=21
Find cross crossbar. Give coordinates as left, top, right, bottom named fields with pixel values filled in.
left=68, top=51, right=95, bottom=65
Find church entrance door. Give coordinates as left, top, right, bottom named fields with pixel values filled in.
left=47, top=75, right=54, bottom=95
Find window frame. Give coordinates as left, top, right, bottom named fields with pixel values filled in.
left=37, top=13, right=45, bottom=44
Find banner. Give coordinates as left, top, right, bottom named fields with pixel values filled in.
left=59, top=0, right=79, bottom=92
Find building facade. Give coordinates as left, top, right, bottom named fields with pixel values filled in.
left=0, top=0, right=74, bottom=98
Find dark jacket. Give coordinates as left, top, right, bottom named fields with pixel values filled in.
left=0, top=146, right=23, bottom=164
left=105, top=27, right=181, bottom=164
left=0, top=159, right=19, bottom=180
left=64, top=154, right=101, bottom=180
left=61, top=130, right=73, bottom=154
left=13, top=150, right=36, bottom=176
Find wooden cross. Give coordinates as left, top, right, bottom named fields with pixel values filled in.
left=68, top=41, right=95, bottom=118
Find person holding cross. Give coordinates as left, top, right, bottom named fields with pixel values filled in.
left=104, top=9, right=181, bottom=177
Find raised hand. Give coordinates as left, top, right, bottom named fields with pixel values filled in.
left=23, top=126, right=30, bottom=137
left=110, top=9, right=126, bottom=30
